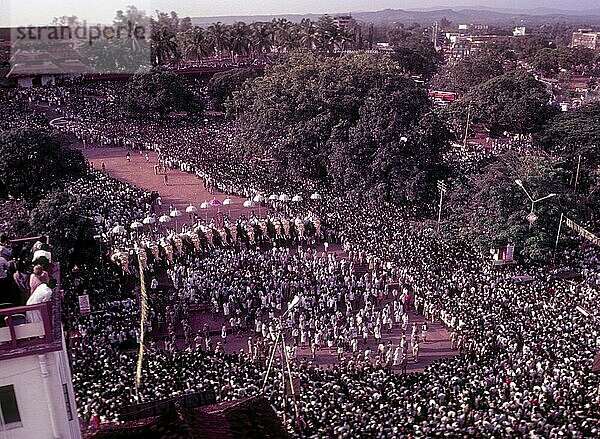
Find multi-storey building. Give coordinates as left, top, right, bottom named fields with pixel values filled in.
left=571, top=29, right=600, bottom=50
left=0, top=295, right=80, bottom=438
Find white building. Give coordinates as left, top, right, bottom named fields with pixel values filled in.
left=0, top=297, right=80, bottom=438
left=513, top=26, right=526, bottom=37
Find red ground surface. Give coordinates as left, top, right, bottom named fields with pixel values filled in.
left=81, top=146, right=456, bottom=373
left=82, top=147, right=248, bottom=225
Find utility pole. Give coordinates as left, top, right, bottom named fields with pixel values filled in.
left=574, top=154, right=582, bottom=193
left=437, top=180, right=447, bottom=231
left=463, top=103, right=472, bottom=148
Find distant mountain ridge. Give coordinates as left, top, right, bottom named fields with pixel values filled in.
left=191, top=7, right=600, bottom=27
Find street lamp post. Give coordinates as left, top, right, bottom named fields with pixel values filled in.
left=436, top=180, right=447, bottom=231
left=514, top=179, right=557, bottom=227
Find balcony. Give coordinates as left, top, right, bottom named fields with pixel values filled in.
left=0, top=295, right=62, bottom=361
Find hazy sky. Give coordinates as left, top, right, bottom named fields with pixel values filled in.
left=2, top=0, right=599, bottom=26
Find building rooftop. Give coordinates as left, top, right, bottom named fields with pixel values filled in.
left=0, top=294, right=62, bottom=361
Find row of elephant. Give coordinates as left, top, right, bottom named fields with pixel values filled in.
left=110, top=217, right=323, bottom=273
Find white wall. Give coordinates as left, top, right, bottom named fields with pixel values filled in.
left=0, top=345, right=81, bottom=439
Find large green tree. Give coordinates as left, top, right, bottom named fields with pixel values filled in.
left=229, top=51, right=448, bottom=202
left=536, top=104, right=600, bottom=201
left=125, top=67, right=204, bottom=116
left=328, top=82, right=449, bottom=203
left=456, top=70, right=558, bottom=137
left=446, top=151, right=571, bottom=263
left=0, top=128, right=86, bottom=202
left=432, top=51, right=505, bottom=94
left=29, top=190, right=98, bottom=264
left=388, top=26, right=441, bottom=78
left=207, top=67, right=262, bottom=112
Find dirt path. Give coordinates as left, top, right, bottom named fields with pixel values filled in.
left=81, top=146, right=456, bottom=373
left=81, top=147, right=248, bottom=225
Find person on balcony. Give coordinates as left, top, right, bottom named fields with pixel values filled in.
left=26, top=278, right=56, bottom=323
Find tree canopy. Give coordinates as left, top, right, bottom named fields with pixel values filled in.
left=125, top=67, right=204, bottom=116
left=29, top=190, right=97, bottom=263
left=456, top=70, right=558, bottom=137
left=207, top=67, right=263, bottom=112
left=537, top=103, right=600, bottom=166
left=0, top=128, right=86, bottom=202
left=388, top=27, right=442, bottom=78
left=228, top=51, right=449, bottom=203
left=446, top=151, right=571, bottom=262
left=431, top=51, right=505, bottom=94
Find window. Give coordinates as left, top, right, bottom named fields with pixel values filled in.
left=0, top=385, right=21, bottom=426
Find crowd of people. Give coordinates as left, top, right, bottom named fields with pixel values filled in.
left=1, top=83, right=597, bottom=438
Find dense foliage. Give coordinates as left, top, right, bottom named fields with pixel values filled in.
left=388, top=27, right=442, bottom=78
left=0, top=128, right=86, bottom=202
left=537, top=103, right=600, bottom=169
left=125, top=67, right=204, bottom=116
left=455, top=70, right=558, bottom=137
left=207, top=67, right=263, bottom=112
left=431, top=51, right=505, bottom=94
left=446, top=151, right=572, bottom=262
left=229, top=51, right=449, bottom=203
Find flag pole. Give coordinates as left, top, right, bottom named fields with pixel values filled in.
left=135, top=254, right=149, bottom=402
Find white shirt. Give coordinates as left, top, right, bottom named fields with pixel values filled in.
left=32, top=249, right=52, bottom=263
left=27, top=283, right=53, bottom=322
left=27, top=283, right=53, bottom=305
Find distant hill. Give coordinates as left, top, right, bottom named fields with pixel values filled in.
left=191, top=7, right=600, bottom=27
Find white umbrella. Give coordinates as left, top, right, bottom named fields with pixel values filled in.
left=243, top=200, right=255, bottom=208
left=169, top=209, right=182, bottom=232
left=143, top=216, right=156, bottom=225
left=159, top=215, right=171, bottom=223
left=279, top=193, right=290, bottom=202
left=268, top=194, right=279, bottom=201
left=253, top=194, right=265, bottom=217
left=291, top=195, right=303, bottom=202
left=130, top=221, right=143, bottom=230
left=223, top=198, right=233, bottom=217
left=111, top=225, right=125, bottom=235
left=310, top=192, right=322, bottom=201
left=199, top=201, right=210, bottom=222
left=185, top=204, right=197, bottom=214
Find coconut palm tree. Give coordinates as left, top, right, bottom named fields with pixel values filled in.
left=250, top=22, right=273, bottom=58
left=315, top=16, right=337, bottom=53
left=334, top=27, right=356, bottom=53
left=151, top=23, right=179, bottom=66
left=298, top=19, right=318, bottom=50
left=179, top=27, right=212, bottom=63
left=207, top=21, right=231, bottom=59
left=228, top=22, right=252, bottom=62
left=272, top=18, right=293, bottom=52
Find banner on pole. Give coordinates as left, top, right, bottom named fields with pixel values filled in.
left=564, top=217, right=600, bottom=247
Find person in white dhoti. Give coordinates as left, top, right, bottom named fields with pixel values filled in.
left=26, top=279, right=56, bottom=322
